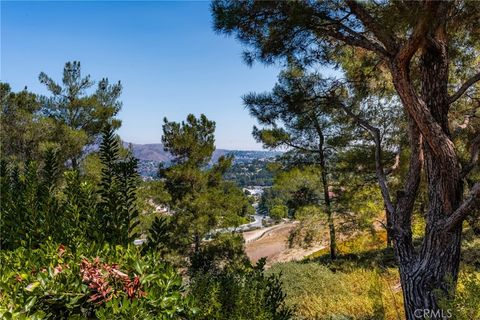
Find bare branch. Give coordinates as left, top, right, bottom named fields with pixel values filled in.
left=310, top=10, right=390, bottom=56
left=321, top=25, right=390, bottom=56
left=453, top=108, right=478, bottom=136
left=449, top=72, right=480, bottom=104
left=443, top=183, right=480, bottom=231
left=334, top=99, right=395, bottom=215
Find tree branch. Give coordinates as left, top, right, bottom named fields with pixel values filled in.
left=334, top=99, right=395, bottom=215
left=310, top=10, right=390, bottom=56
left=391, top=2, right=455, bottom=158
left=394, top=118, right=423, bottom=226
left=345, top=0, right=398, bottom=55
left=389, top=117, right=423, bottom=260
left=395, top=1, right=440, bottom=63
left=321, top=25, right=390, bottom=57
left=461, top=134, right=480, bottom=179
left=443, top=183, right=480, bottom=231
left=449, top=72, right=480, bottom=104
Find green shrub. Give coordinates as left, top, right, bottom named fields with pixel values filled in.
left=189, top=258, right=293, bottom=320
left=269, top=204, right=288, bottom=221
left=0, top=242, right=194, bottom=319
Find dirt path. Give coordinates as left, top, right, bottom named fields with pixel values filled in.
left=243, top=222, right=326, bottom=267
left=242, top=222, right=291, bottom=242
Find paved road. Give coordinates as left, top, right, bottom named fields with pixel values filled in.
left=136, top=204, right=266, bottom=245
left=238, top=213, right=264, bottom=230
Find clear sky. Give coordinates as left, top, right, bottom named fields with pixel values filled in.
left=1, top=1, right=283, bottom=150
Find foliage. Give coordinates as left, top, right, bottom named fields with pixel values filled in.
left=272, top=166, right=323, bottom=216
left=223, top=159, right=275, bottom=187
left=269, top=204, right=288, bottom=221
left=0, top=83, right=87, bottom=166
left=189, top=258, right=293, bottom=320
left=135, top=180, right=172, bottom=236
left=97, top=124, right=140, bottom=245
left=288, top=206, right=326, bottom=249
left=0, top=242, right=194, bottom=319
left=213, top=1, right=480, bottom=315
left=39, top=61, right=122, bottom=167
left=141, top=216, right=171, bottom=256
left=0, top=156, right=64, bottom=249
left=438, top=272, right=480, bottom=320
left=189, top=233, right=248, bottom=274
left=0, top=125, right=140, bottom=249
left=161, top=114, right=215, bottom=167
left=159, top=114, right=253, bottom=257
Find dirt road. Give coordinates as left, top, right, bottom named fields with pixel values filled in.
left=243, top=222, right=326, bottom=267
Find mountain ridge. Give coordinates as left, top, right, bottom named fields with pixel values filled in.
left=122, top=142, right=280, bottom=163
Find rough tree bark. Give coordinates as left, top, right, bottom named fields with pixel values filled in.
left=386, top=6, right=465, bottom=317
left=216, top=1, right=480, bottom=316
left=339, top=2, right=480, bottom=318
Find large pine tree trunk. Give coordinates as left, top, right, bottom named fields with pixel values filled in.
left=391, top=17, right=465, bottom=319
left=399, top=228, right=462, bottom=319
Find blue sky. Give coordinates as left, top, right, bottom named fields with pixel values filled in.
left=1, top=1, right=283, bottom=150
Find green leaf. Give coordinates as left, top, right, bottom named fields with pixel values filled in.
left=25, top=296, right=37, bottom=312
left=133, top=260, right=143, bottom=274
left=25, top=281, right=40, bottom=292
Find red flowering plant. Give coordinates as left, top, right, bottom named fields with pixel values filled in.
left=0, top=241, right=195, bottom=319
left=80, top=257, right=145, bottom=304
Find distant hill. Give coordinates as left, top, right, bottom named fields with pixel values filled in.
left=121, top=142, right=281, bottom=180
left=123, top=142, right=280, bottom=163
left=122, top=143, right=171, bottom=162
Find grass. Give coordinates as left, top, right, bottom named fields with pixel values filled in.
left=305, top=230, right=396, bottom=270
left=267, top=226, right=480, bottom=319
left=267, top=262, right=403, bottom=320
left=267, top=231, right=404, bottom=319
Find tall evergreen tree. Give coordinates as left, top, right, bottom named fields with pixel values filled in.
left=243, top=65, right=355, bottom=259
left=39, top=61, right=122, bottom=168
left=213, top=1, right=480, bottom=317
left=160, top=114, right=253, bottom=258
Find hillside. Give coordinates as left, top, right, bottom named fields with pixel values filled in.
left=124, top=142, right=280, bottom=163
left=123, top=142, right=281, bottom=180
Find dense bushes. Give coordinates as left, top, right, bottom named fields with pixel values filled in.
left=0, top=242, right=194, bottom=319
left=0, top=125, right=140, bottom=250
left=189, top=258, right=293, bottom=320
left=0, top=117, right=293, bottom=319
left=0, top=241, right=293, bottom=320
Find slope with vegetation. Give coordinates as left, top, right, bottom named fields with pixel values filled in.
left=0, top=63, right=292, bottom=319
left=2, top=0, right=480, bottom=318
left=213, top=1, right=480, bottom=318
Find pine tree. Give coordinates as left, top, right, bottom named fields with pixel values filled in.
left=39, top=61, right=122, bottom=168
left=213, top=1, right=480, bottom=316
